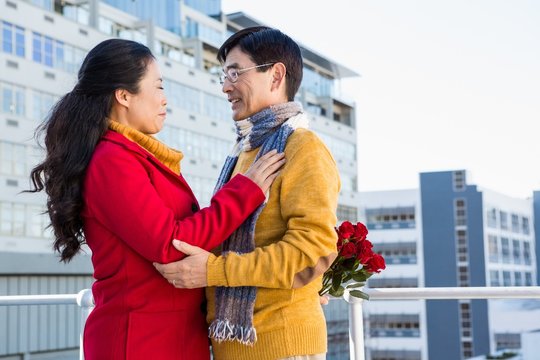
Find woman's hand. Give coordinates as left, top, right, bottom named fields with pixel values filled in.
left=243, top=150, right=286, bottom=193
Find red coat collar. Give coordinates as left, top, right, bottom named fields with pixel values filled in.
left=100, top=130, right=184, bottom=181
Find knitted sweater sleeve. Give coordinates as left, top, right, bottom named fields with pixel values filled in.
left=207, top=131, right=340, bottom=289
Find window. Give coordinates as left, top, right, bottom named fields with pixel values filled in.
left=32, top=32, right=84, bottom=73
left=157, top=125, right=232, bottom=167
left=370, top=350, right=421, bottom=360
left=512, top=239, right=521, bottom=264
left=455, top=199, right=466, bottom=226
left=458, top=266, right=469, bottom=286
left=523, top=242, right=531, bottom=265
left=366, top=207, right=416, bottom=229
left=337, top=205, right=358, bottom=223
left=514, top=272, right=522, bottom=286
left=501, top=237, right=510, bottom=263
left=487, top=208, right=497, bottom=227
left=202, top=93, right=231, bottom=122
left=28, top=205, right=50, bottom=238
left=490, top=270, right=500, bottom=286
left=456, top=230, right=468, bottom=263
left=0, top=202, right=25, bottom=236
left=488, top=235, right=498, bottom=262
left=495, top=333, right=521, bottom=351
left=502, top=271, right=511, bottom=286
left=182, top=175, right=215, bottom=207
left=377, top=242, right=417, bottom=265
left=31, top=0, right=53, bottom=10
left=1, top=81, right=25, bottom=116
left=0, top=202, right=50, bottom=238
left=317, top=133, right=356, bottom=163
left=2, top=21, right=25, bottom=57
left=511, top=214, right=520, bottom=232
left=500, top=211, right=508, bottom=230
left=368, top=277, right=418, bottom=288
left=0, top=141, right=42, bottom=177
left=453, top=170, right=466, bottom=191
left=369, top=314, right=420, bottom=338
left=525, top=272, right=533, bottom=286
left=163, top=78, right=200, bottom=113
left=32, top=89, right=57, bottom=121
left=522, top=217, right=530, bottom=235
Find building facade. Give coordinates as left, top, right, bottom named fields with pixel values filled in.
left=359, top=170, right=538, bottom=360
left=0, top=0, right=360, bottom=358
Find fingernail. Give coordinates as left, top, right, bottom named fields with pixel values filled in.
left=172, top=240, right=181, bottom=246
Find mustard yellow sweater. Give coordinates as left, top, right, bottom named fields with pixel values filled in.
left=206, top=129, right=340, bottom=360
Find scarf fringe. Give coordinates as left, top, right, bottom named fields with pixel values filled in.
left=209, top=319, right=258, bottom=346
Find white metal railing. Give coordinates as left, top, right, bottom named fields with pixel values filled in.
left=0, top=289, right=94, bottom=360
left=345, top=286, right=540, bottom=360
left=2, top=286, right=540, bottom=360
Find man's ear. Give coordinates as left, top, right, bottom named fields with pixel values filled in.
left=271, top=62, right=287, bottom=91
left=114, top=89, right=130, bottom=107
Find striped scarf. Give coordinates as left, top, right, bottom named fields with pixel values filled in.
left=209, top=101, right=308, bottom=345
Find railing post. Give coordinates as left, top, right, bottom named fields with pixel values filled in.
left=76, top=289, right=94, bottom=360
left=345, top=292, right=365, bottom=360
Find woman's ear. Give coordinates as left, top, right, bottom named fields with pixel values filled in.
left=114, top=89, right=130, bottom=107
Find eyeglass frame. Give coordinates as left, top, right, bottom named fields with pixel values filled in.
left=219, top=63, right=275, bottom=85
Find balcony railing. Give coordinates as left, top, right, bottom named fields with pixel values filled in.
left=1, top=286, right=540, bottom=360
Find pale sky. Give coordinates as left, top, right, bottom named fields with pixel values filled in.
left=222, top=0, right=540, bottom=199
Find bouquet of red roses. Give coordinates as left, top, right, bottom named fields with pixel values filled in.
left=319, top=221, right=386, bottom=299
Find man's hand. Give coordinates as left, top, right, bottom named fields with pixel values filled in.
left=153, top=240, right=210, bottom=288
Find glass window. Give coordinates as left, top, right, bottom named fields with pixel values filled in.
left=500, top=211, right=508, bottom=230
left=514, top=272, right=522, bottom=286
left=511, top=214, right=519, bottom=232
left=2, top=21, right=13, bottom=53
left=487, top=208, right=497, bottom=228
left=33, top=89, right=56, bottom=121
left=2, top=22, right=25, bottom=58
left=1, top=81, right=25, bottom=116
left=490, top=270, right=500, bottom=287
left=32, top=32, right=42, bottom=62
left=337, top=205, right=358, bottom=223
left=488, top=235, right=498, bottom=262
left=15, top=26, right=25, bottom=57
left=43, top=36, right=53, bottom=67
left=0, top=202, right=12, bottom=235
left=525, top=272, right=533, bottom=286
left=523, top=242, right=531, bottom=265
left=512, top=239, right=521, bottom=264
left=501, top=237, right=510, bottom=263
left=31, top=0, right=54, bottom=10
left=164, top=79, right=200, bottom=113
left=502, top=271, right=511, bottom=286
left=32, top=32, right=81, bottom=73
left=522, top=217, right=530, bottom=235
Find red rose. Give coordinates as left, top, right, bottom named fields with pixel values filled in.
left=364, top=253, right=386, bottom=273
left=353, top=222, right=368, bottom=241
left=336, top=237, right=343, bottom=251
left=337, top=221, right=355, bottom=240
left=340, top=242, right=356, bottom=259
left=356, top=239, right=374, bottom=264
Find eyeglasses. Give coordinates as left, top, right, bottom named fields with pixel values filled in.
left=219, top=63, right=275, bottom=85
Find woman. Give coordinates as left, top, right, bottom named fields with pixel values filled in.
left=28, top=39, right=285, bottom=359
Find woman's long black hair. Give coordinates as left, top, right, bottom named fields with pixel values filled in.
left=28, top=39, right=155, bottom=262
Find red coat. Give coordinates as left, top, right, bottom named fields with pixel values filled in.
left=81, top=130, right=264, bottom=360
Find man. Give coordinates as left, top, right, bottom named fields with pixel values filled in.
left=155, top=26, right=340, bottom=360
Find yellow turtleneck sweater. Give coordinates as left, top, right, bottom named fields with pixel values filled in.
left=108, top=121, right=183, bottom=174
left=206, top=128, right=340, bottom=360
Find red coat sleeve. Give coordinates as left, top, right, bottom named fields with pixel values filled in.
left=83, top=145, right=264, bottom=264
